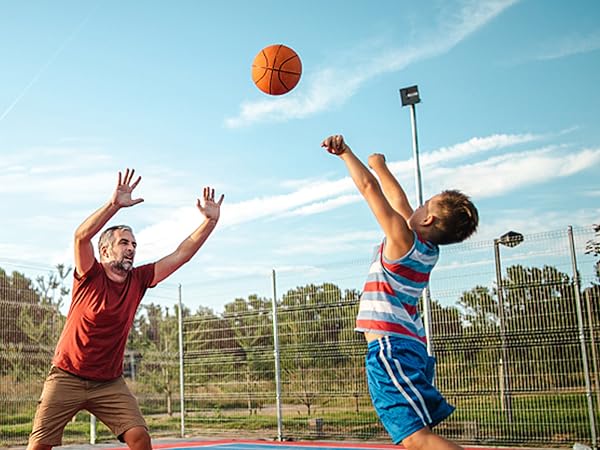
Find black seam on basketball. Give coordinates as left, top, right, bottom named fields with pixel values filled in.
left=279, top=55, right=301, bottom=71
left=267, top=46, right=284, bottom=94
left=278, top=71, right=290, bottom=91
left=253, top=70, right=268, bottom=83
left=270, top=68, right=301, bottom=75
left=254, top=66, right=300, bottom=75
left=269, top=67, right=276, bottom=94
left=252, top=64, right=269, bottom=83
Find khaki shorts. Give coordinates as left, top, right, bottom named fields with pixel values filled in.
left=29, top=366, right=147, bottom=446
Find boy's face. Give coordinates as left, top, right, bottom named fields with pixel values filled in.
left=408, top=195, right=441, bottom=231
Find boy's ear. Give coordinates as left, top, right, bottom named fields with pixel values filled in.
left=422, top=214, right=436, bottom=227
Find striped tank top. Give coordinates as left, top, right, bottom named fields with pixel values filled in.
left=355, top=232, right=439, bottom=346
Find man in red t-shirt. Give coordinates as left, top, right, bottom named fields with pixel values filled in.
left=28, top=168, right=224, bottom=450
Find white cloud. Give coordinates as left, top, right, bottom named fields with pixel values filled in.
left=473, top=209, right=600, bottom=244
left=0, top=147, right=197, bottom=213
left=420, top=132, right=542, bottom=166
left=428, top=146, right=600, bottom=198
left=204, top=263, right=324, bottom=279
left=5, top=131, right=596, bottom=269
left=129, top=135, right=600, bottom=262
left=274, top=230, right=381, bottom=256
left=284, top=194, right=362, bottom=217
left=225, top=0, right=517, bottom=128
left=535, top=30, right=600, bottom=61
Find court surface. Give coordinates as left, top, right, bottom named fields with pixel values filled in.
left=94, top=438, right=563, bottom=450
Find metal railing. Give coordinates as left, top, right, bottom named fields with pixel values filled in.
left=1, top=224, right=599, bottom=449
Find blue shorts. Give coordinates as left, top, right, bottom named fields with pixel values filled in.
left=366, top=335, right=455, bottom=444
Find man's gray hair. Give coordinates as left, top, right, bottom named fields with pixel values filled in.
left=98, top=225, right=134, bottom=254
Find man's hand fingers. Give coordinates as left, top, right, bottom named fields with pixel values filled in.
left=123, top=168, right=130, bottom=184
left=130, top=176, right=142, bottom=190
left=217, top=194, right=225, bottom=206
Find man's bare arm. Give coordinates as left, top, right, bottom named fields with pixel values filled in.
left=152, top=187, right=224, bottom=285
left=74, top=169, right=143, bottom=276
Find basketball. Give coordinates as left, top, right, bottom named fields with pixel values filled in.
left=251, top=44, right=302, bottom=96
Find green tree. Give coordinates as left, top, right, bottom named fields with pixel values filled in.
left=0, top=265, right=70, bottom=379
left=128, top=303, right=180, bottom=415
left=458, top=285, right=497, bottom=331
left=223, top=295, right=274, bottom=414
left=278, top=283, right=348, bottom=415
left=335, top=288, right=365, bottom=413
left=586, top=223, right=600, bottom=281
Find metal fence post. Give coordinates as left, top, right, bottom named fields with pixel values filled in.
left=90, top=414, right=96, bottom=444
left=494, top=239, right=512, bottom=421
left=178, top=283, right=186, bottom=438
left=271, top=269, right=284, bottom=441
left=584, top=288, right=600, bottom=412
left=568, top=226, right=597, bottom=449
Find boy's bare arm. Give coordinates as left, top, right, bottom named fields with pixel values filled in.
left=321, top=135, right=414, bottom=259
left=367, top=153, right=414, bottom=221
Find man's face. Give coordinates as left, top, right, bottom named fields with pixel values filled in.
left=103, top=229, right=137, bottom=272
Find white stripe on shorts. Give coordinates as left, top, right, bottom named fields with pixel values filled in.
left=378, top=336, right=432, bottom=425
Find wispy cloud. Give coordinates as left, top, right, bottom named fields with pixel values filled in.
left=274, top=230, right=381, bottom=256
left=4, top=129, right=596, bottom=266
left=225, top=0, right=517, bottom=128
left=0, top=147, right=193, bottom=206
left=420, top=132, right=541, bottom=166
left=130, top=132, right=598, bottom=262
left=535, top=29, right=600, bottom=61
left=430, top=146, right=600, bottom=198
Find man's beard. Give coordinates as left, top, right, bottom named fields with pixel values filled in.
left=110, top=258, right=133, bottom=273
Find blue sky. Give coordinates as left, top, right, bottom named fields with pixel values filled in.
left=1, top=0, right=599, bottom=313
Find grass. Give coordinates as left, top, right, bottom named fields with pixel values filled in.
left=1, top=395, right=596, bottom=448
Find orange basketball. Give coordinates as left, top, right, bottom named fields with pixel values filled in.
left=251, top=44, right=302, bottom=95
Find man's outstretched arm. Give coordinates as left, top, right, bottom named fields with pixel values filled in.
left=152, top=186, right=224, bottom=286
left=74, top=169, right=143, bottom=276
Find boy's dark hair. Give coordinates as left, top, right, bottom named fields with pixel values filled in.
left=429, top=190, right=478, bottom=245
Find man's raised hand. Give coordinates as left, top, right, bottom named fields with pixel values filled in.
left=197, top=186, right=224, bottom=222
left=111, top=168, right=144, bottom=208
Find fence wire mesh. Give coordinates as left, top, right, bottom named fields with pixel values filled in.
left=1, top=225, right=599, bottom=448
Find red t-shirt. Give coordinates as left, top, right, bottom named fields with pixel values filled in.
left=52, top=259, right=155, bottom=381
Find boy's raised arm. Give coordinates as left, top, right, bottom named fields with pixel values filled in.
left=367, top=153, right=414, bottom=221
left=321, top=135, right=414, bottom=260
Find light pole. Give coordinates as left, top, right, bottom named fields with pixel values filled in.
left=399, top=85, right=434, bottom=356
left=399, top=86, right=424, bottom=206
left=493, top=230, right=524, bottom=422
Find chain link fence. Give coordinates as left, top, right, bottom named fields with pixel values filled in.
left=1, top=225, right=599, bottom=448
